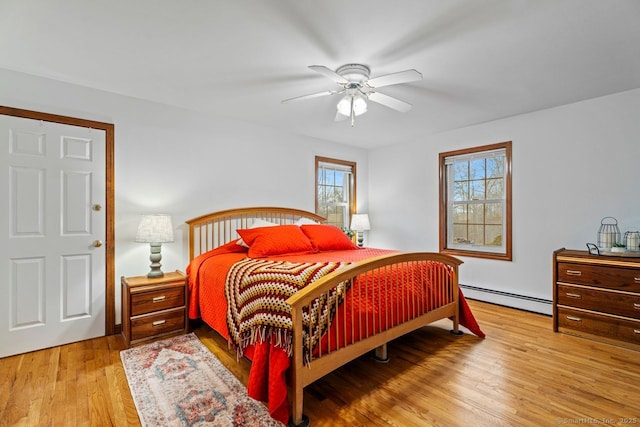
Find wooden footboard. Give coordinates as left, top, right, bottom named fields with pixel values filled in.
left=286, top=252, right=461, bottom=426
left=187, top=207, right=462, bottom=426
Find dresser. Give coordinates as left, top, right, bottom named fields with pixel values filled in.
left=121, top=270, right=188, bottom=348
left=553, top=248, right=640, bottom=349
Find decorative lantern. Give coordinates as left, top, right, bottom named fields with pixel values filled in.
left=597, top=217, right=620, bottom=249
left=624, top=229, right=640, bottom=252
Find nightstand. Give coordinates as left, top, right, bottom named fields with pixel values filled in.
left=121, top=270, right=188, bottom=348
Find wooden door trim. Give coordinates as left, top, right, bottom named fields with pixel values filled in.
left=0, top=106, right=116, bottom=335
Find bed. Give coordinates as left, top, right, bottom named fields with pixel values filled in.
left=186, top=206, right=484, bottom=426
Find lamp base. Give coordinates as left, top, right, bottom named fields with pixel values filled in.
left=147, top=243, right=164, bottom=278
left=357, top=231, right=364, bottom=247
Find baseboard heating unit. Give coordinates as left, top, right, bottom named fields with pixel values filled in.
left=460, top=284, right=552, bottom=315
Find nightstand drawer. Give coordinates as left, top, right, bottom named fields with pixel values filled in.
left=557, top=306, right=640, bottom=345
left=130, top=308, right=186, bottom=341
left=131, top=286, right=185, bottom=316
left=557, top=284, right=640, bottom=319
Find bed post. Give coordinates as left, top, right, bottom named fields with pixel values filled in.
left=450, top=264, right=463, bottom=335
left=289, top=306, right=308, bottom=427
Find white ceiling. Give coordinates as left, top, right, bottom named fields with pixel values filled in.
left=1, top=0, right=639, bottom=148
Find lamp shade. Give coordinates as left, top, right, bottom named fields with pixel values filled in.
left=350, top=213, right=371, bottom=231
left=337, top=95, right=367, bottom=117
left=135, top=214, right=174, bottom=243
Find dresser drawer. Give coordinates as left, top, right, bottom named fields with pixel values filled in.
left=130, top=308, right=186, bottom=341
left=557, top=307, right=640, bottom=346
left=557, top=284, right=640, bottom=319
left=131, top=286, right=185, bottom=316
left=557, top=262, right=640, bottom=292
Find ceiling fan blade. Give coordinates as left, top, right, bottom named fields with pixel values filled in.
left=281, top=90, right=335, bottom=103
left=309, top=65, right=349, bottom=84
left=366, top=69, right=423, bottom=88
left=368, top=91, right=413, bottom=113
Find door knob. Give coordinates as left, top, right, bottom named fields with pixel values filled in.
left=92, top=240, right=103, bottom=248
left=92, top=204, right=102, bottom=211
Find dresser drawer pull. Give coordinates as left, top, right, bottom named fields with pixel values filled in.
left=566, top=315, right=582, bottom=322
left=635, top=329, right=640, bottom=335
left=565, top=292, right=582, bottom=299
left=152, top=320, right=166, bottom=326
left=634, top=303, right=640, bottom=310
left=152, top=295, right=166, bottom=302
left=566, top=270, right=582, bottom=276
left=635, top=277, right=640, bottom=283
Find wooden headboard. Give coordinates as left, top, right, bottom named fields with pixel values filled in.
left=185, top=206, right=326, bottom=260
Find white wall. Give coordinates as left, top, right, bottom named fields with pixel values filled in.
left=0, top=68, right=369, bottom=324
left=4, top=66, right=638, bottom=320
left=368, top=88, right=640, bottom=314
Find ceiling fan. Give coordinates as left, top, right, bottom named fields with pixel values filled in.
left=282, top=64, right=423, bottom=126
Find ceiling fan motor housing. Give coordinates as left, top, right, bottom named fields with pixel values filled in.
left=336, top=64, right=370, bottom=83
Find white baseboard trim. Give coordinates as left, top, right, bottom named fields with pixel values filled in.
left=460, top=284, right=552, bottom=316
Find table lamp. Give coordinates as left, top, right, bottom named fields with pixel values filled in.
left=135, top=214, right=174, bottom=278
left=350, top=213, right=371, bottom=247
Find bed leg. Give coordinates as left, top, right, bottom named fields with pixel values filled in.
left=373, top=343, right=389, bottom=363
left=450, top=316, right=463, bottom=335
left=289, top=379, right=309, bottom=427
left=288, top=415, right=310, bottom=427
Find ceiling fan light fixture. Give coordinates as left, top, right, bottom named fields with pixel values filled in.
left=337, top=95, right=367, bottom=117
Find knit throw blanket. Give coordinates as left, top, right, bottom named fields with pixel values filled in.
left=225, top=258, right=349, bottom=363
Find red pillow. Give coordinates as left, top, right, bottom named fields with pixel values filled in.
left=300, top=224, right=359, bottom=251
left=237, top=225, right=316, bottom=257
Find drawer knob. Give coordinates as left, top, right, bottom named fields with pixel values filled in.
left=566, top=292, right=582, bottom=299
left=566, top=270, right=582, bottom=276
left=152, top=295, right=166, bottom=303
left=152, top=320, right=166, bottom=326
left=566, top=315, right=582, bottom=322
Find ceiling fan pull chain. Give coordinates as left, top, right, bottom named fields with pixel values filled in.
left=350, top=96, right=356, bottom=127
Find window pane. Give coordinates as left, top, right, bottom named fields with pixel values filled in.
left=486, top=178, right=503, bottom=200
left=485, top=203, right=502, bottom=225
left=326, top=170, right=335, bottom=186
left=470, top=180, right=485, bottom=200
left=468, top=203, right=484, bottom=224
left=452, top=224, right=468, bottom=243
left=452, top=204, right=467, bottom=222
left=453, top=162, right=468, bottom=180
left=453, top=181, right=468, bottom=201
left=469, top=159, right=485, bottom=179
left=486, top=157, right=503, bottom=178
left=486, top=225, right=502, bottom=246
left=468, top=225, right=484, bottom=245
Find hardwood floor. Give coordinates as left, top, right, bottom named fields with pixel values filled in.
left=1, top=300, right=639, bottom=426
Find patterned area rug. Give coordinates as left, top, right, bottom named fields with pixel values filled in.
left=120, top=333, right=284, bottom=426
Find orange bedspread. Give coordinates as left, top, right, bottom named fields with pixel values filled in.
left=186, top=241, right=484, bottom=424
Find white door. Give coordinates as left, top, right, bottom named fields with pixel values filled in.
left=0, top=115, right=106, bottom=358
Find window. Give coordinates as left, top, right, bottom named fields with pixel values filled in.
left=439, top=141, right=512, bottom=261
left=315, top=156, right=356, bottom=229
